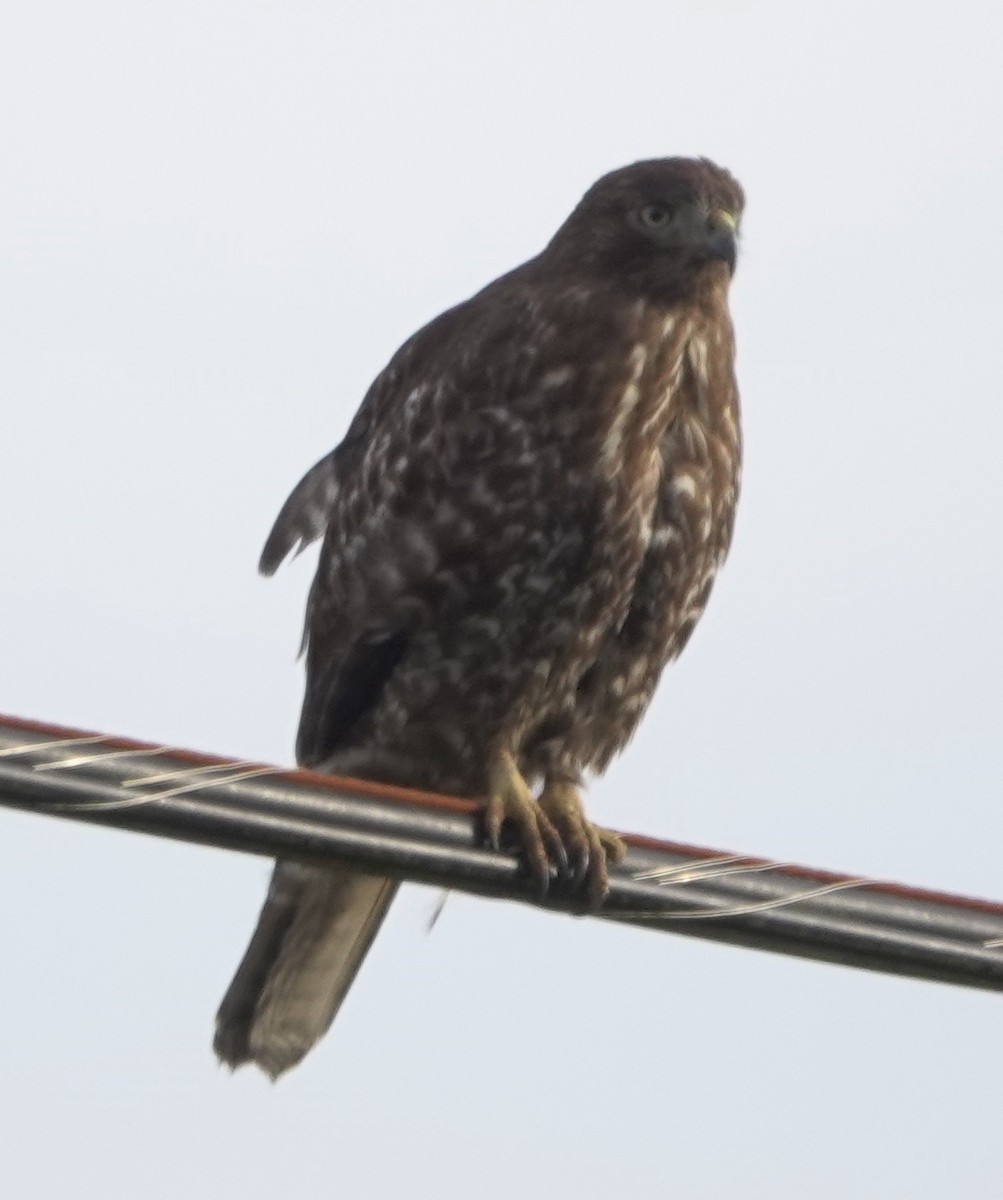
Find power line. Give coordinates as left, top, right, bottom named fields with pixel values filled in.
left=2, top=710, right=1002, bottom=992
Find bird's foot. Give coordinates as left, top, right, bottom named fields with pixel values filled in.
left=483, top=753, right=625, bottom=905
left=538, top=779, right=626, bottom=908
left=484, top=751, right=568, bottom=896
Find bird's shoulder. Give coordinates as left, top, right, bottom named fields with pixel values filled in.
left=260, top=259, right=641, bottom=575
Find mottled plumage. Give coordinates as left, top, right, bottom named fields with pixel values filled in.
left=216, top=157, right=744, bottom=1077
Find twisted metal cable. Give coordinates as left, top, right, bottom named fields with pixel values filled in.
left=2, top=712, right=1002, bottom=991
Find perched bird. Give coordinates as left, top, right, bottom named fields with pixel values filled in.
left=215, top=157, right=745, bottom=1078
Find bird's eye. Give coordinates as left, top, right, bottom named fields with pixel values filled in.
left=639, top=204, right=673, bottom=229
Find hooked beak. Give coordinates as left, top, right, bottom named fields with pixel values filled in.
left=704, top=208, right=739, bottom=273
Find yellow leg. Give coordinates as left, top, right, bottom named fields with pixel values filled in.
left=538, top=779, right=626, bottom=907
left=482, top=752, right=626, bottom=905
left=483, top=750, right=567, bottom=895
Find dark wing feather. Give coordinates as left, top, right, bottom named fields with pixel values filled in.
left=296, top=630, right=408, bottom=767
left=260, top=405, right=385, bottom=578
left=266, top=262, right=558, bottom=772
left=259, top=452, right=342, bottom=576
left=267, top=297, right=494, bottom=769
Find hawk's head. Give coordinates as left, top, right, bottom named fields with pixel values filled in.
left=547, top=157, right=744, bottom=301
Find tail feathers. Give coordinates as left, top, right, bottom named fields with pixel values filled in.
left=214, top=862, right=398, bottom=1079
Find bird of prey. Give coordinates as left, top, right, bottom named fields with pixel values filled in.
left=215, top=157, right=744, bottom=1078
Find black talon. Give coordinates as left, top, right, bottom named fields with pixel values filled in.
left=547, top=834, right=570, bottom=877
left=570, top=844, right=591, bottom=888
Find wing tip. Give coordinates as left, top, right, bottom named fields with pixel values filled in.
left=258, top=536, right=288, bottom=577
left=258, top=452, right=340, bottom=577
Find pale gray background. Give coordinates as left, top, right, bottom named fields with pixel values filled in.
left=2, top=2, right=1002, bottom=1197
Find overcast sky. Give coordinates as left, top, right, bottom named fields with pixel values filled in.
left=3, top=2, right=1002, bottom=1197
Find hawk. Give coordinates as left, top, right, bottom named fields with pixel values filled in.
left=215, top=157, right=744, bottom=1077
